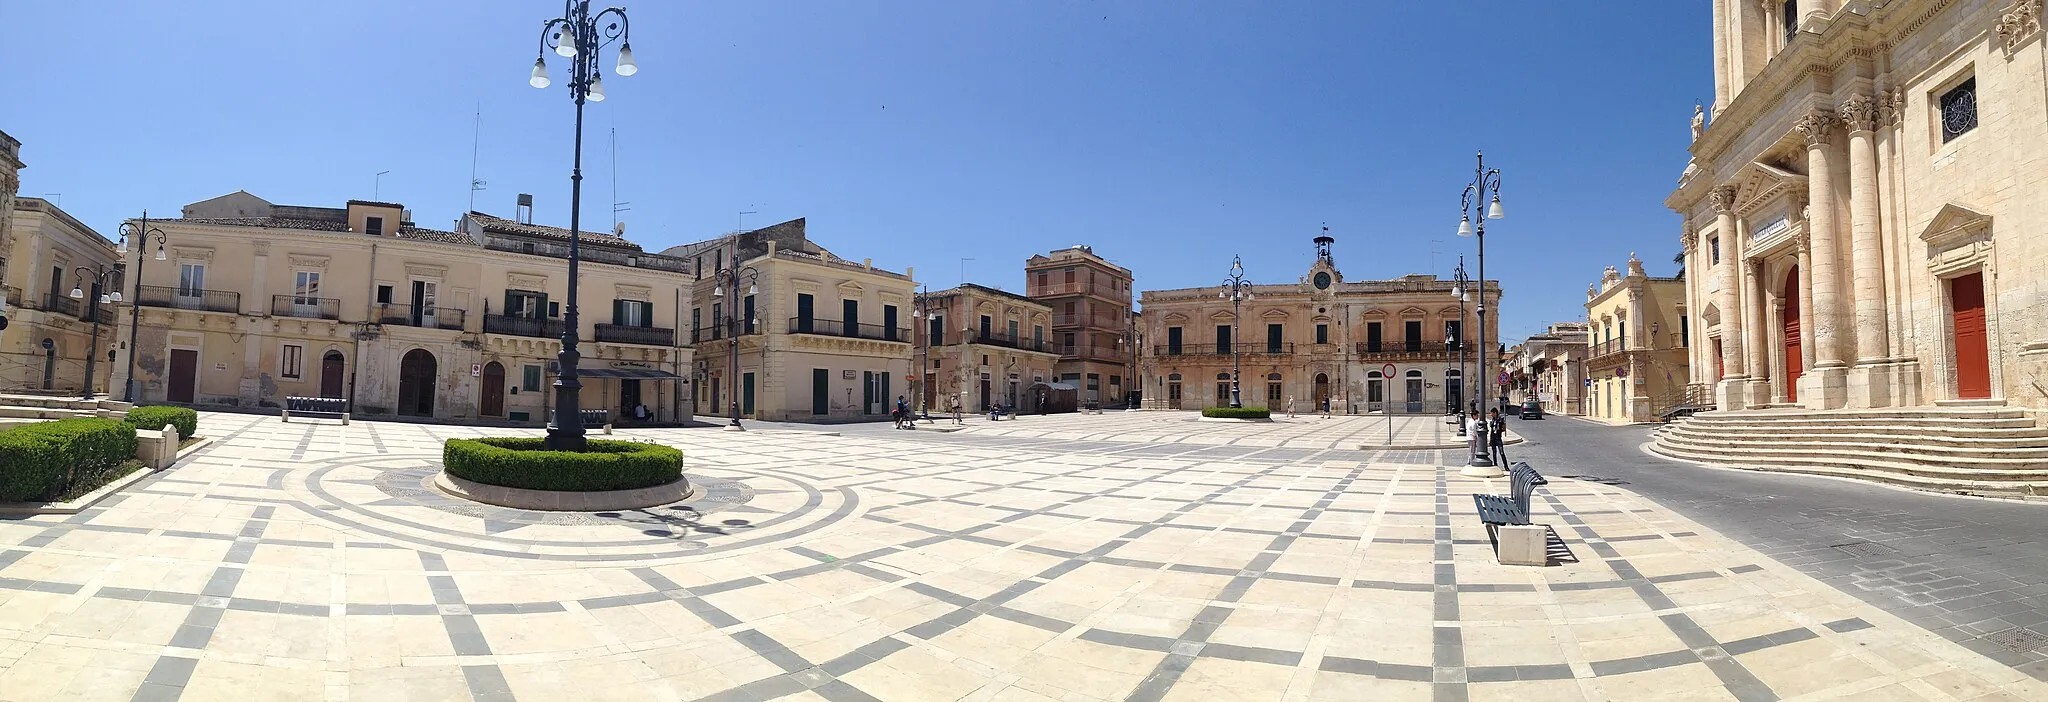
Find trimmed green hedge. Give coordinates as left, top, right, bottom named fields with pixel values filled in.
left=1202, top=407, right=1272, bottom=419
left=0, top=418, right=139, bottom=502
left=443, top=438, right=683, bottom=492
left=125, top=406, right=199, bottom=439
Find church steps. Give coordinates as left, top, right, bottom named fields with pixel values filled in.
left=1656, top=425, right=2048, bottom=452
left=1649, top=444, right=2048, bottom=498
left=1654, top=433, right=2048, bottom=470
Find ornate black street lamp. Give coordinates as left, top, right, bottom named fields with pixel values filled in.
left=1218, top=256, right=1254, bottom=408
left=528, top=0, right=635, bottom=451
left=117, top=213, right=168, bottom=402
left=1450, top=255, right=1472, bottom=437
left=711, top=236, right=758, bottom=431
left=69, top=264, right=122, bottom=400
left=1456, top=152, right=1505, bottom=475
left=910, top=286, right=936, bottom=421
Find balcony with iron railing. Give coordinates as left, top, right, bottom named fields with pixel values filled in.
left=959, top=329, right=1050, bottom=353
left=482, top=313, right=561, bottom=338
left=271, top=295, right=341, bottom=320
left=1031, top=280, right=1127, bottom=300
left=1356, top=340, right=1456, bottom=361
left=1051, top=313, right=1126, bottom=330
left=787, top=317, right=910, bottom=343
left=594, top=323, right=675, bottom=346
left=138, top=285, right=241, bottom=314
left=1152, top=342, right=1296, bottom=357
left=690, top=320, right=763, bottom=344
left=377, top=303, right=465, bottom=331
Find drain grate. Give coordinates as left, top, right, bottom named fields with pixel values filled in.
left=1831, top=541, right=1898, bottom=558
left=1986, top=628, right=2048, bottom=654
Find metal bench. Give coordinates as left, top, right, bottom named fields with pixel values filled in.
left=281, top=396, right=350, bottom=425
left=551, top=408, right=613, bottom=434
left=1472, top=462, right=1546, bottom=526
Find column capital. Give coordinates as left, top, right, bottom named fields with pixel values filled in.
left=1710, top=185, right=1740, bottom=214
left=1795, top=109, right=1840, bottom=146
left=1680, top=230, right=1698, bottom=253
left=1839, top=95, right=1880, bottom=133
left=1877, top=87, right=1906, bottom=126
left=1743, top=257, right=1762, bottom=275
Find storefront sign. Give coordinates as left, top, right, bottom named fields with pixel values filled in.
left=611, top=360, right=654, bottom=369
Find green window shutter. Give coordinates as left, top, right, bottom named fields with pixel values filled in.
left=504, top=291, right=517, bottom=317
left=612, top=299, right=625, bottom=326
left=642, top=301, right=655, bottom=328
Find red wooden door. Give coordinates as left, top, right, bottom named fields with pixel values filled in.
left=480, top=362, right=506, bottom=417
left=1783, top=267, right=1802, bottom=402
left=168, top=349, right=197, bottom=403
left=1951, top=273, right=1991, bottom=399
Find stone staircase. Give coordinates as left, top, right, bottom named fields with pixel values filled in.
left=1650, top=406, right=2048, bottom=498
left=0, top=394, right=133, bottom=430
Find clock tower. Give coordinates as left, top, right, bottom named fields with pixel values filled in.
left=1305, top=232, right=1341, bottom=295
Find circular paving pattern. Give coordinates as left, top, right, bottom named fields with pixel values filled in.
left=288, top=453, right=860, bottom=561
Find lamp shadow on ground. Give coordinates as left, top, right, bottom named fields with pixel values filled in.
left=594, top=508, right=755, bottom=540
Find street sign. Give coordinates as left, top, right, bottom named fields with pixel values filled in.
left=471, top=363, right=482, bottom=377
left=1617, top=366, right=1630, bottom=378
left=1497, top=371, right=1510, bottom=385
left=1381, top=364, right=1396, bottom=378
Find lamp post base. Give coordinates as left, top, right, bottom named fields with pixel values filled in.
left=1460, top=457, right=1503, bottom=478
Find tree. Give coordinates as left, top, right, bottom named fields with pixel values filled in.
left=1672, top=251, right=1686, bottom=280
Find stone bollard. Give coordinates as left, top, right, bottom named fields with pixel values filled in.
left=138, top=424, right=182, bottom=471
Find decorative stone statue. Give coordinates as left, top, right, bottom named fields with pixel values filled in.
left=1627, top=252, right=1645, bottom=278
left=1691, top=102, right=1706, bottom=141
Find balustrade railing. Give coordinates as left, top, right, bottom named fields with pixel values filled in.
left=138, top=285, right=240, bottom=314
left=271, top=295, right=341, bottom=320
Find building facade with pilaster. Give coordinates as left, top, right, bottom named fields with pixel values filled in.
left=1672, top=0, right=2048, bottom=412
left=1584, top=255, right=1690, bottom=423
left=914, top=284, right=1061, bottom=413
left=1025, top=246, right=1135, bottom=407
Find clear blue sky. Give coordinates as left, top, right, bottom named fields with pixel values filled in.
left=4, top=1, right=1708, bottom=344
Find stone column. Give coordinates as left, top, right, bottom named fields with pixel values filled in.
left=1840, top=94, right=1893, bottom=407
left=1710, top=185, right=1750, bottom=410
left=1794, top=109, right=1849, bottom=408
left=1797, top=232, right=1816, bottom=373
left=1743, top=258, right=1768, bottom=383
left=1711, top=0, right=1731, bottom=110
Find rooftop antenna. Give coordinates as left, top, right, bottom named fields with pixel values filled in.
left=468, top=104, right=486, bottom=212
left=959, top=257, right=975, bottom=287
left=609, top=128, right=630, bottom=231
left=374, top=170, right=391, bottom=200
left=738, top=210, right=758, bottom=233
left=41, top=193, right=60, bottom=207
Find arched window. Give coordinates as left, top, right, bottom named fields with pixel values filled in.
left=1266, top=372, right=1282, bottom=381
left=1167, top=373, right=1182, bottom=381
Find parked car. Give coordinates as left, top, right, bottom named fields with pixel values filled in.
left=1521, top=398, right=1545, bottom=419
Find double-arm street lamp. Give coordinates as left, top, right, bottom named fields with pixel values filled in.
left=117, top=213, right=168, bottom=402
left=1455, top=151, right=1505, bottom=476
left=711, top=237, right=758, bottom=431
left=69, top=264, right=122, bottom=400
left=1218, top=256, right=1254, bottom=408
left=910, top=287, right=936, bottom=421
left=528, top=0, right=636, bottom=451
left=1450, top=255, right=1472, bottom=437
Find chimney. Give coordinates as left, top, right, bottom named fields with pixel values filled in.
left=516, top=193, right=534, bottom=224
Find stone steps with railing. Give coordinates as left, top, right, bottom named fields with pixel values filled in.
left=1649, top=406, right=2048, bottom=498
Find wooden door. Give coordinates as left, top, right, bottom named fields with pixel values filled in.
left=1951, top=273, right=1991, bottom=399
left=811, top=368, right=829, bottom=415
left=168, top=349, right=198, bottom=403
left=319, top=351, right=346, bottom=398
left=398, top=349, right=437, bottom=416
left=480, top=362, right=506, bottom=416
left=1782, top=267, right=1802, bottom=402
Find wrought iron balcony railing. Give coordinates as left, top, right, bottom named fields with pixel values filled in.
left=1356, top=340, right=1453, bottom=360
left=271, top=295, right=341, bottom=320
left=1152, top=342, right=1295, bottom=357
left=378, top=303, right=465, bottom=330
left=138, top=285, right=241, bottom=314
left=787, top=317, right=910, bottom=342
left=595, top=323, right=675, bottom=346
left=483, top=313, right=561, bottom=338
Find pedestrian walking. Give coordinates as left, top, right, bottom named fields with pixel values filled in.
left=949, top=394, right=964, bottom=425
left=1319, top=396, right=1331, bottom=419
left=1487, top=409, right=1508, bottom=465
left=1286, top=396, right=1297, bottom=419
left=894, top=395, right=912, bottom=429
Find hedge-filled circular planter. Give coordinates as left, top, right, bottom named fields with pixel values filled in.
left=1200, top=407, right=1272, bottom=420
left=442, top=438, right=683, bottom=492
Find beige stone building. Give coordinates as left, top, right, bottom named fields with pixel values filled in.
left=0, top=197, right=123, bottom=396
left=1583, top=255, right=1691, bottom=423
left=1504, top=322, right=1591, bottom=415
left=913, top=284, right=1061, bottom=413
left=1672, top=0, right=2048, bottom=412
left=111, top=191, right=695, bottom=423
left=663, top=218, right=918, bottom=423
left=1138, top=236, right=1499, bottom=413
left=1025, top=246, right=1135, bottom=407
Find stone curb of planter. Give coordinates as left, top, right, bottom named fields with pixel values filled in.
left=1196, top=416, right=1274, bottom=423
left=434, top=471, right=697, bottom=512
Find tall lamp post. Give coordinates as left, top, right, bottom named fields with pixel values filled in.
left=1218, top=255, right=1254, bottom=408
left=1116, top=322, right=1141, bottom=409
left=117, top=214, right=167, bottom=402
left=1455, top=152, right=1505, bottom=476
left=910, top=286, right=936, bottom=421
left=1450, top=255, right=1472, bottom=437
left=528, top=0, right=636, bottom=451
left=712, top=237, right=758, bottom=431
left=69, top=264, right=122, bottom=400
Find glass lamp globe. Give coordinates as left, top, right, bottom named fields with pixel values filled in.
left=1487, top=196, right=1505, bottom=220
left=615, top=44, right=637, bottom=76
left=529, top=57, right=551, bottom=89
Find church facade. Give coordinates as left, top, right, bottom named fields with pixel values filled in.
left=1671, top=0, right=2048, bottom=412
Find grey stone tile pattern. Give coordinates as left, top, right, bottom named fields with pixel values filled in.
left=128, top=506, right=276, bottom=702
left=1512, top=417, right=2048, bottom=680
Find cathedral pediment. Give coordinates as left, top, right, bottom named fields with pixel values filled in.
left=1918, top=202, right=1991, bottom=248
left=1732, top=161, right=1806, bottom=215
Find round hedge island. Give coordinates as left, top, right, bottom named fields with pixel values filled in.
left=438, top=438, right=692, bottom=511
left=1199, top=407, right=1273, bottom=421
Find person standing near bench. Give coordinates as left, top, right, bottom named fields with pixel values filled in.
left=1487, top=409, right=1508, bottom=466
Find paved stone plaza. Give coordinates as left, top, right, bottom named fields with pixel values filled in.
left=936, top=412, right=1518, bottom=450
left=0, top=411, right=2041, bottom=701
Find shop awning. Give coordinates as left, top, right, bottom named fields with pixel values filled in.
left=574, top=368, right=683, bottom=380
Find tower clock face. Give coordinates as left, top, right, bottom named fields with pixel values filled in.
left=1313, top=271, right=1332, bottom=290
